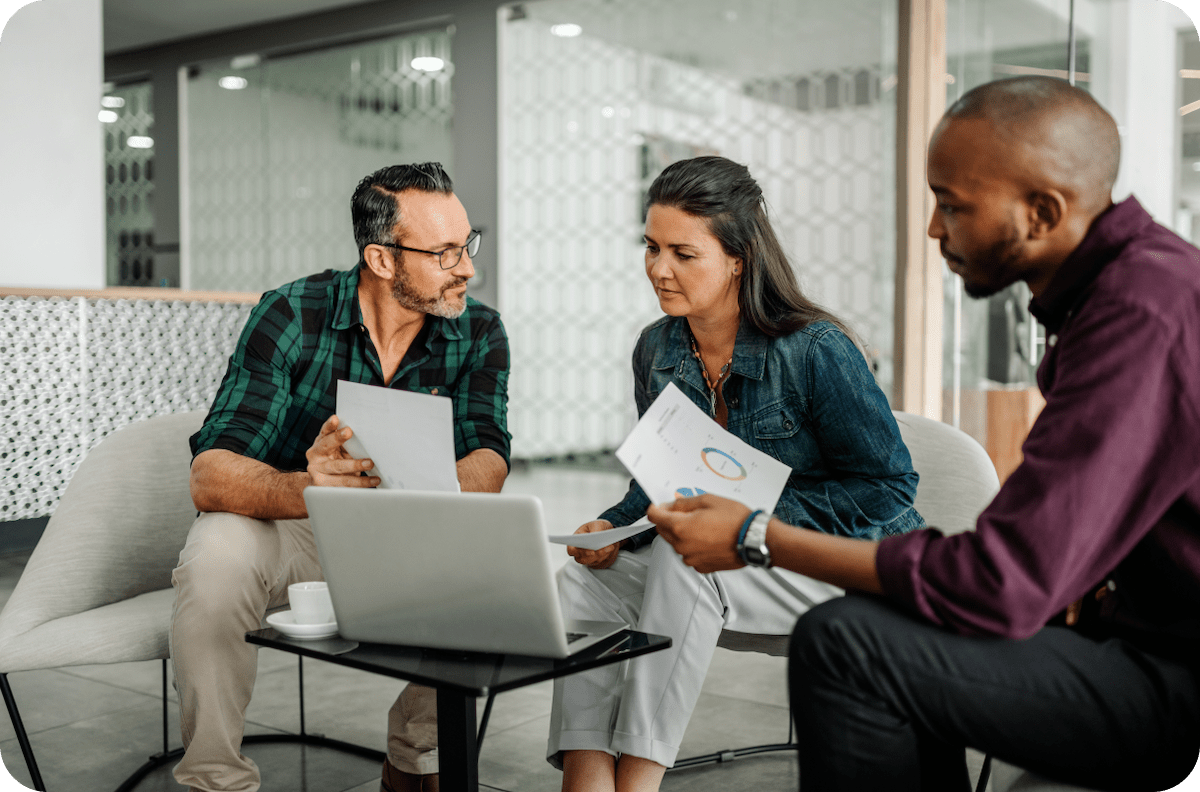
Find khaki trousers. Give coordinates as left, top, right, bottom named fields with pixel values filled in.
left=170, top=512, right=438, bottom=792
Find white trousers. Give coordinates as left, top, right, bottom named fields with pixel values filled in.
left=547, top=536, right=841, bottom=768
left=170, top=512, right=437, bottom=792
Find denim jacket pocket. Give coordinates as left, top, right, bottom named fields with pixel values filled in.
left=753, top=401, right=803, bottom=440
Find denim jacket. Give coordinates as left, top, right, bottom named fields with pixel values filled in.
left=601, top=316, right=925, bottom=549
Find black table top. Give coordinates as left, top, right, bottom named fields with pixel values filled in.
left=246, top=628, right=671, bottom=697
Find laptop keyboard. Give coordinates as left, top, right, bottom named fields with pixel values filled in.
left=566, top=632, right=587, bottom=643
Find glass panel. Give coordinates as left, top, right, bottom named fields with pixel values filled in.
left=500, top=0, right=898, bottom=457
left=185, top=30, right=454, bottom=292
left=102, top=81, right=156, bottom=287
left=943, top=0, right=1188, bottom=481
left=944, top=0, right=1075, bottom=453
left=1181, top=34, right=1200, bottom=245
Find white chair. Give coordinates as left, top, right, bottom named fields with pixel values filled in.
left=0, top=411, right=382, bottom=791
left=675, top=411, right=1002, bottom=767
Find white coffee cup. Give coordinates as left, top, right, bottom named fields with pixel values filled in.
left=288, top=581, right=335, bottom=625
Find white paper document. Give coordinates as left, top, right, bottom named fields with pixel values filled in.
left=335, top=380, right=459, bottom=492
left=547, top=520, right=654, bottom=550
left=615, top=382, right=791, bottom=511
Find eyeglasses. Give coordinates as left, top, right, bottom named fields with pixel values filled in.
left=377, top=229, right=482, bottom=270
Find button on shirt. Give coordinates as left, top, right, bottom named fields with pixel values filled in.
left=877, top=197, right=1200, bottom=647
left=190, top=266, right=511, bottom=472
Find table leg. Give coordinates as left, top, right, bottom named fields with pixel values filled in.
left=437, top=689, right=479, bottom=791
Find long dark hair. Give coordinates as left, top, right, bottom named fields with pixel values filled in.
left=646, top=156, right=858, bottom=345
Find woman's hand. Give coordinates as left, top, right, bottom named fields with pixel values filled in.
left=567, top=520, right=626, bottom=569
left=648, top=494, right=750, bottom=573
left=305, top=415, right=380, bottom=488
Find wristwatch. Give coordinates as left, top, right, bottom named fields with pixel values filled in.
left=737, top=510, right=773, bottom=568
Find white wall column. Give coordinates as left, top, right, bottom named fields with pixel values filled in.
left=1093, top=0, right=1191, bottom=226
left=0, top=0, right=104, bottom=288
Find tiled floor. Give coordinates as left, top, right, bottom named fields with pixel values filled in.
left=0, top=465, right=798, bottom=792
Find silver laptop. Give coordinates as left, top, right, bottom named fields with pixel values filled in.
left=302, top=488, right=626, bottom=659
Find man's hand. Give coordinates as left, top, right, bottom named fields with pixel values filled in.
left=1065, top=584, right=1111, bottom=626
left=647, top=494, right=750, bottom=573
left=567, top=520, right=626, bottom=569
left=305, top=415, right=380, bottom=488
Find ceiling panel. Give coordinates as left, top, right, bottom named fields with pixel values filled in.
left=104, top=0, right=377, bottom=53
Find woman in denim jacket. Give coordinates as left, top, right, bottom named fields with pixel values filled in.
left=547, top=156, right=925, bottom=790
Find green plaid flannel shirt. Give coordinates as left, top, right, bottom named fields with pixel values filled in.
left=191, top=266, right=510, bottom=472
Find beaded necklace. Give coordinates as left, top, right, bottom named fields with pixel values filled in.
left=687, top=329, right=733, bottom=417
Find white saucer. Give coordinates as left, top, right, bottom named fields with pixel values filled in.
left=266, top=611, right=339, bottom=640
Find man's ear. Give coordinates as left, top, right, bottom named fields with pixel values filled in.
left=1027, top=190, right=1067, bottom=239
left=362, top=245, right=396, bottom=280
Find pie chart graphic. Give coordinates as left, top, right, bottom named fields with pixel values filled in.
left=701, top=447, right=748, bottom=481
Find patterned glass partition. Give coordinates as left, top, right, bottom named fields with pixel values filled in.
left=102, top=82, right=157, bottom=287
left=186, top=30, right=454, bottom=293
left=500, top=0, right=897, bottom=458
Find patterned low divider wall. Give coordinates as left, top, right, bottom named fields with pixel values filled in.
left=1, top=289, right=257, bottom=521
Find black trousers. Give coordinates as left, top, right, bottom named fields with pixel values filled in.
left=788, top=595, right=1200, bottom=792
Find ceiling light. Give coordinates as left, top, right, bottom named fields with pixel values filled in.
left=127, top=136, right=154, bottom=149
left=551, top=23, right=582, bottom=37
left=219, top=76, right=249, bottom=90
left=1192, top=162, right=1200, bottom=172
left=100, top=96, right=125, bottom=108
left=411, top=56, right=445, bottom=72
left=98, top=110, right=118, bottom=123
left=230, top=54, right=262, bottom=70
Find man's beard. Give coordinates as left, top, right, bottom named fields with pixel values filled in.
left=392, top=265, right=468, bottom=319
left=951, top=229, right=1025, bottom=300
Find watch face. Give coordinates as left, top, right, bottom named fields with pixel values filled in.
left=745, top=545, right=768, bottom=567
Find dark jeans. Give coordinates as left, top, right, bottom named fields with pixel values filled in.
left=788, top=595, right=1200, bottom=792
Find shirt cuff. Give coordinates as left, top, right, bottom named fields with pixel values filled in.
left=458, top=425, right=512, bottom=471
left=875, top=529, right=938, bottom=617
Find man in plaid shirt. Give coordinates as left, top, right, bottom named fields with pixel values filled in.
left=172, top=163, right=510, bottom=792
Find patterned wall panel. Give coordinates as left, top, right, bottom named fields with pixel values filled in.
left=103, top=82, right=157, bottom=287
left=187, top=31, right=454, bottom=294
left=0, top=296, right=251, bottom=521
left=1, top=297, right=83, bottom=520
left=500, top=6, right=894, bottom=458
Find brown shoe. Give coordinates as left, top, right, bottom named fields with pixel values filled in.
left=381, top=760, right=439, bottom=792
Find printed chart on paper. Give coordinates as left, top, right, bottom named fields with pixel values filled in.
left=616, top=382, right=791, bottom=511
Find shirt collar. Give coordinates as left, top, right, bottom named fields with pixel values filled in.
left=652, top=316, right=769, bottom=380
left=329, top=264, right=465, bottom=342
left=1028, top=196, right=1155, bottom=332
left=331, top=265, right=361, bottom=331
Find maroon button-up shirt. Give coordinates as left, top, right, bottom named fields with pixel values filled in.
left=877, top=197, right=1200, bottom=651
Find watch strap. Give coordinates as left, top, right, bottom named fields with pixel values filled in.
left=741, top=511, right=773, bottom=567
left=737, top=509, right=765, bottom=565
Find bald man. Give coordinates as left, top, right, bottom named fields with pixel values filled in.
left=647, top=76, right=1200, bottom=791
